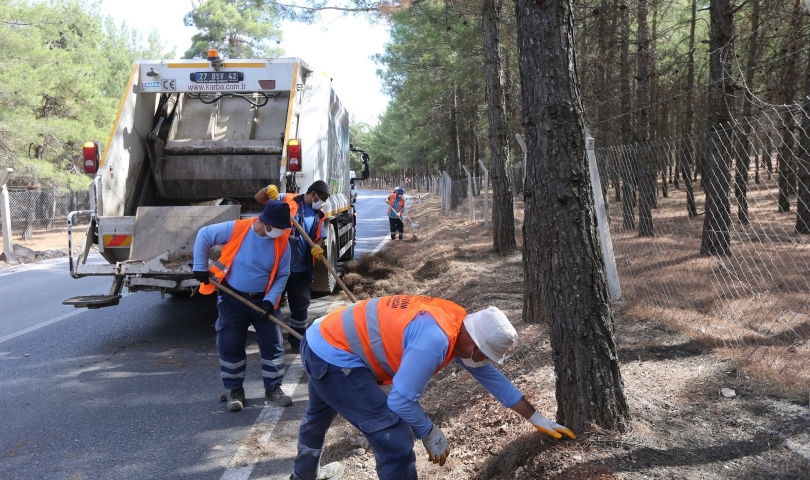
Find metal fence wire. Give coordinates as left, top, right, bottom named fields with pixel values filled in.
left=594, top=103, right=810, bottom=387
left=0, top=188, right=90, bottom=241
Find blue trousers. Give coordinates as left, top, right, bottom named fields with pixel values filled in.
left=283, top=271, right=313, bottom=348
left=215, top=292, right=285, bottom=391
left=292, top=338, right=417, bottom=480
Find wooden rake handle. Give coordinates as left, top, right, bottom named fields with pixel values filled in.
left=290, top=215, right=358, bottom=303
left=208, top=279, right=303, bottom=341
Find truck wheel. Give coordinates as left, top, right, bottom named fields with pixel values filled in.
left=312, top=224, right=338, bottom=293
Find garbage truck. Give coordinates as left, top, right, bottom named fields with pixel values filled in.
left=64, top=53, right=369, bottom=309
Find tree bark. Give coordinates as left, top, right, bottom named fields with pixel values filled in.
left=701, top=0, right=734, bottom=256
left=733, top=0, right=759, bottom=225
left=636, top=0, right=654, bottom=237
left=777, top=0, right=803, bottom=213
left=680, top=0, right=698, bottom=217
left=796, top=30, right=810, bottom=233
left=619, top=0, right=636, bottom=230
left=482, top=0, right=516, bottom=252
left=515, top=0, right=628, bottom=432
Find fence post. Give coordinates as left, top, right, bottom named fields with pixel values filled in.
left=0, top=168, right=18, bottom=264
left=516, top=134, right=527, bottom=188
left=439, top=171, right=446, bottom=212
left=585, top=132, right=621, bottom=301
left=462, top=165, right=474, bottom=222
left=442, top=172, right=452, bottom=215
left=477, top=159, right=489, bottom=227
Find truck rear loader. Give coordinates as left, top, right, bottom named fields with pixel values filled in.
left=64, top=53, right=368, bottom=309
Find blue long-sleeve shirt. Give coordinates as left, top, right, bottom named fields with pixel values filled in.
left=290, top=200, right=327, bottom=273
left=193, top=220, right=290, bottom=304
left=306, top=311, right=523, bottom=439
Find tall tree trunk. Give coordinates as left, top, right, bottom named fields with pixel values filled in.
left=777, top=0, right=803, bottom=213
left=516, top=0, right=628, bottom=432
left=636, top=0, right=654, bottom=237
left=796, top=32, right=810, bottom=233
left=734, top=0, right=759, bottom=225
left=680, top=0, right=698, bottom=217
left=483, top=0, right=517, bottom=253
left=701, top=0, right=734, bottom=256
left=620, top=0, right=635, bottom=230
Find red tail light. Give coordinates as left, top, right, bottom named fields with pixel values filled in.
left=83, top=141, right=99, bottom=174
left=287, top=139, right=301, bottom=172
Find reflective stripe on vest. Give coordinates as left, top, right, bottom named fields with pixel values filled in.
left=320, top=295, right=467, bottom=385
left=199, top=219, right=289, bottom=305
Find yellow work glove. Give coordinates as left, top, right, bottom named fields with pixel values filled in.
left=266, top=184, right=279, bottom=200
left=528, top=411, right=577, bottom=440
left=311, top=245, right=324, bottom=261
left=422, top=426, right=450, bottom=466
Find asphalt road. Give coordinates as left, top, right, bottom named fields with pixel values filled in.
left=0, top=189, right=394, bottom=479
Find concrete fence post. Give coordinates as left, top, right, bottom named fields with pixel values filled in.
left=0, top=168, right=18, bottom=264
left=585, top=131, right=621, bottom=301
left=462, top=165, right=474, bottom=222
left=477, top=159, right=489, bottom=227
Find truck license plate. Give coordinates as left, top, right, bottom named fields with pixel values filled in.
left=191, top=71, right=244, bottom=83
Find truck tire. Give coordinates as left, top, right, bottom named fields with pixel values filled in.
left=312, top=223, right=338, bottom=293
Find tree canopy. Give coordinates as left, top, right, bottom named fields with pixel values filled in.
left=0, top=0, right=174, bottom=189
left=183, top=0, right=284, bottom=59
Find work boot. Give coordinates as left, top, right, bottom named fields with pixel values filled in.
left=399, top=235, right=403, bottom=240
left=391, top=234, right=395, bottom=240
left=266, top=385, right=292, bottom=407
left=227, top=388, right=245, bottom=412
left=317, top=462, right=344, bottom=480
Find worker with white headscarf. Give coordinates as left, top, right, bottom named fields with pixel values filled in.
left=288, top=295, right=575, bottom=480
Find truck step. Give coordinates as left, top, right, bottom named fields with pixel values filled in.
left=62, top=295, right=122, bottom=309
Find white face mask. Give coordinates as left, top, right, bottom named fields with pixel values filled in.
left=266, top=226, right=285, bottom=238
left=311, top=198, right=325, bottom=210
left=460, top=355, right=490, bottom=368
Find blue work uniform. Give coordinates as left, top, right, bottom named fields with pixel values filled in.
left=290, top=312, right=523, bottom=480
left=194, top=220, right=291, bottom=391
left=284, top=197, right=327, bottom=348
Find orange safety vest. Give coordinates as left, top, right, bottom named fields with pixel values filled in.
left=320, top=295, right=467, bottom=385
left=387, top=193, right=404, bottom=215
left=199, top=219, right=289, bottom=307
left=283, top=193, right=326, bottom=265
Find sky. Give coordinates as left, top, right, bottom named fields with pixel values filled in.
left=97, top=0, right=391, bottom=125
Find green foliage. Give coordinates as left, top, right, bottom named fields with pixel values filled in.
left=370, top=0, right=486, bottom=175
left=0, top=0, right=174, bottom=189
left=183, top=0, right=283, bottom=59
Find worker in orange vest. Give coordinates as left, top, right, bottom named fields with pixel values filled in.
left=255, top=181, right=328, bottom=352
left=192, top=200, right=293, bottom=412
left=289, top=295, right=575, bottom=480
left=386, top=187, right=405, bottom=240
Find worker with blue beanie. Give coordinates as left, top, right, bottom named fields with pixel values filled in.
left=193, top=200, right=294, bottom=412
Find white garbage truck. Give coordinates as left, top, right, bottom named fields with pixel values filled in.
left=64, top=53, right=369, bottom=308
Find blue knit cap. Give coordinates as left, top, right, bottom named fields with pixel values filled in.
left=258, top=200, right=291, bottom=229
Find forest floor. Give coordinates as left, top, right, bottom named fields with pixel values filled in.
left=3, top=193, right=810, bottom=478
left=328, top=193, right=810, bottom=479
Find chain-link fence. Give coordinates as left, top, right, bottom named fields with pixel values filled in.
left=595, top=103, right=810, bottom=389
left=0, top=187, right=91, bottom=254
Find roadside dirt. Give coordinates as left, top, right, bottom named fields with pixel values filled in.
left=4, top=194, right=809, bottom=478
left=328, top=193, right=810, bottom=479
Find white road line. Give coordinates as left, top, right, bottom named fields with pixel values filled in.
left=370, top=235, right=390, bottom=255
left=220, top=360, right=305, bottom=480
left=0, top=309, right=86, bottom=344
